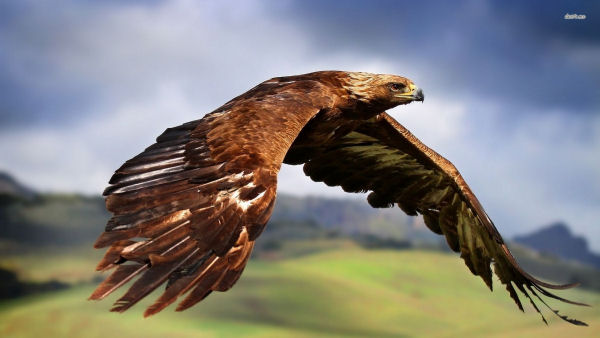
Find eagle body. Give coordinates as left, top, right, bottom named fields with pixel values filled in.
left=91, top=71, right=586, bottom=325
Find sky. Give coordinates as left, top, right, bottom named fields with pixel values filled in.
left=0, top=0, right=599, bottom=250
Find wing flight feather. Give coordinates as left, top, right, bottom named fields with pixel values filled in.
left=91, top=79, right=336, bottom=315
left=297, top=112, right=588, bottom=325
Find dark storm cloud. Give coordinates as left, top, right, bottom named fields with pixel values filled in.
left=0, top=1, right=111, bottom=127
left=489, top=0, right=600, bottom=44
left=280, top=0, right=599, bottom=115
left=1, top=0, right=597, bottom=128
left=0, top=0, right=257, bottom=128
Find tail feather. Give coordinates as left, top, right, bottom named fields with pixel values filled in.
left=110, top=243, right=200, bottom=313
left=143, top=253, right=217, bottom=317
left=175, top=258, right=229, bottom=312
left=89, top=263, right=148, bottom=301
left=95, top=240, right=135, bottom=271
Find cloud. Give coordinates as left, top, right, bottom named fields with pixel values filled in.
left=0, top=0, right=311, bottom=127
left=447, top=103, right=600, bottom=250
left=0, top=81, right=197, bottom=193
left=0, top=0, right=598, bottom=250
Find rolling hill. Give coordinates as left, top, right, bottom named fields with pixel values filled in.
left=1, top=171, right=599, bottom=336
left=1, top=170, right=599, bottom=291
left=0, top=247, right=597, bottom=337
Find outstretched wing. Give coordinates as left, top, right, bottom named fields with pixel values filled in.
left=90, top=79, right=336, bottom=316
left=296, top=112, right=588, bottom=325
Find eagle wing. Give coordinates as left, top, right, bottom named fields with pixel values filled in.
left=296, top=112, right=588, bottom=325
left=90, top=79, right=336, bottom=316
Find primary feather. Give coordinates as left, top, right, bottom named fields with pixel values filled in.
left=91, top=71, right=587, bottom=325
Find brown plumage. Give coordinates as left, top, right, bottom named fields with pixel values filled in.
left=91, top=70, right=588, bottom=325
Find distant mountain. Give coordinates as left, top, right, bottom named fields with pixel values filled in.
left=0, top=171, right=35, bottom=199
left=513, top=222, right=600, bottom=269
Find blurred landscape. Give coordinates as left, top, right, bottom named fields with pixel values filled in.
left=1, top=1, right=598, bottom=337
left=1, top=171, right=599, bottom=337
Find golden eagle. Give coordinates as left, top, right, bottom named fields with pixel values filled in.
left=90, top=71, right=587, bottom=325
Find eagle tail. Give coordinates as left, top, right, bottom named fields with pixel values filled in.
left=109, top=242, right=201, bottom=313
left=144, top=228, right=254, bottom=316
left=89, top=263, right=148, bottom=301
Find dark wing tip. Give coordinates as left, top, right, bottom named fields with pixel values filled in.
left=500, top=244, right=587, bottom=294
left=528, top=278, right=581, bottom=291
left=548, top=282, right=580, bottom=290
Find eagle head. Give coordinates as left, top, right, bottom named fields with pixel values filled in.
left=343, top=72, right=424, bottom=111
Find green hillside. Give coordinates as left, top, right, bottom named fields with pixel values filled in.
left=0, top=176, right=598, bottom=336
left=1, top=247, right=597, bottom=337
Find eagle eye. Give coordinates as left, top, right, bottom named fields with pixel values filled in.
left=389, top=83, right=406, bottom=92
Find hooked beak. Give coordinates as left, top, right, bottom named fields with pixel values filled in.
left=395, top=84, right=425, bottom=102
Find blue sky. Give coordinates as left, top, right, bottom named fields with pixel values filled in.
left=0, top=0, right=598, bottom=249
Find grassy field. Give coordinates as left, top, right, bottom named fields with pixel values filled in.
left=1, top=247, right=598, bottom=337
